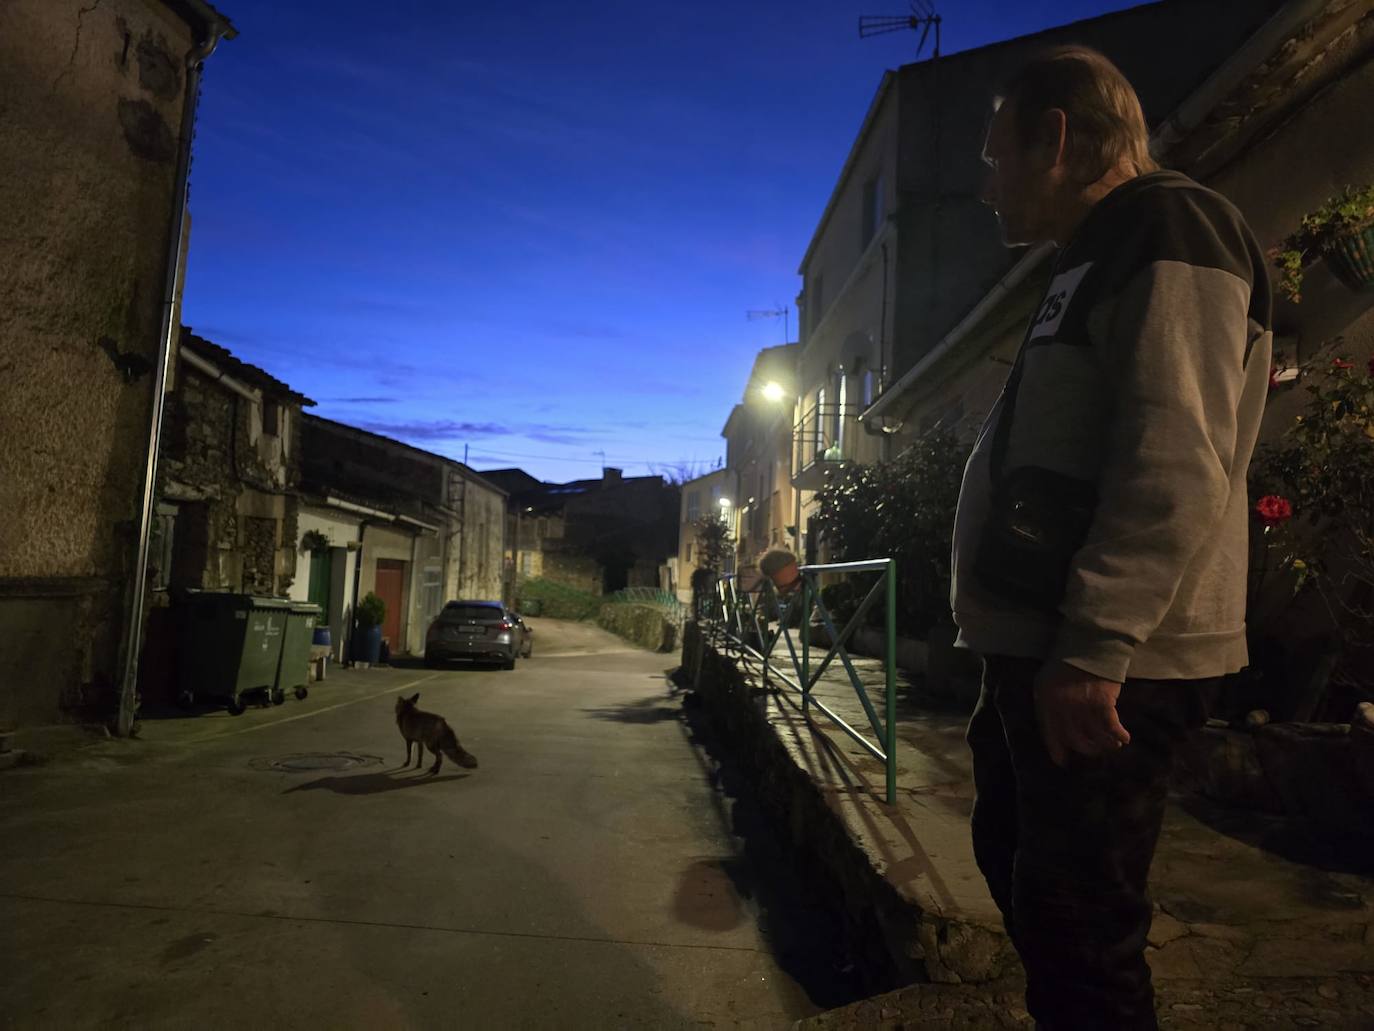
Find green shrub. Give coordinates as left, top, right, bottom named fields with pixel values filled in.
left=357, top=591, right=386, bottom=628
left=516, top=577, right=603, bottom=621
left=597, top=603, right=676, bottom=652
left=811, top=427, right=969, bottom=638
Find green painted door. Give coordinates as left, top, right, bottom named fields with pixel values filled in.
left=307, top=549, right=332, bottom=620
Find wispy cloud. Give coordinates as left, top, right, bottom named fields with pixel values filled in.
left=321, top=396, right=401, bottom=404
left=348, top=418, right=598, bottom=445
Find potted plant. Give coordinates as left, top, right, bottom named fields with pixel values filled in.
left=352, top=591, right=386, bottom=665
left=1270, top=184, right=1374, bottom=303
left=300, top=529, right=330, bottom=553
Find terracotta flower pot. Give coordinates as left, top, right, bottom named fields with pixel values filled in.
left=768, top=559, right=801, bottom=595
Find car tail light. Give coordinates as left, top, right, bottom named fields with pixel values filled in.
left=497, top=620, right=514, bottom=631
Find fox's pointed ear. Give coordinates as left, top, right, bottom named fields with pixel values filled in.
left=408, top=693, right=420, bottom=704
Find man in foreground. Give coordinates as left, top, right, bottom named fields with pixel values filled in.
left=951, top=47, right=1272, bottom=1029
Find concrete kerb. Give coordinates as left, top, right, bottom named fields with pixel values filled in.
left=681, top=621, right=1015, bottom=991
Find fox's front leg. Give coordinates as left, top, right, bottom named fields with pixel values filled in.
left=402, top=736, right=413, bottom=767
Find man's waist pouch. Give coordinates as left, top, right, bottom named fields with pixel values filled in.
left=973, top=465, right=1098, bottom=612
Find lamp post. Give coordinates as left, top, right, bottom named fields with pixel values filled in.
left=760, top=380, right=803, bottom=558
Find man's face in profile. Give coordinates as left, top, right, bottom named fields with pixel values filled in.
left=980, top=100, right=1054, bottom=247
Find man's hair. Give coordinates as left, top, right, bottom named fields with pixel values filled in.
left=998, top=46, right=1159, bottom=182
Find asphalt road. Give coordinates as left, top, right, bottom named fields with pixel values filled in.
left=0, top=619, right=816, bottom=1029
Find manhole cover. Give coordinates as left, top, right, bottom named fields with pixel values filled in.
left=251, top=752, right=384, bottom=773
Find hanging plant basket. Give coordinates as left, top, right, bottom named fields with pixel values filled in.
left=1323, top=220, right=1374, bottom=293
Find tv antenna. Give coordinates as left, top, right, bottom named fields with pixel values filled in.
left=859, top=0, right=940, bottom=60
left=746, top=306, right=789, bottom=344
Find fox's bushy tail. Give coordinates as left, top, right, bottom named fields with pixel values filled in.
left=445, top=744, right=479, bottom=769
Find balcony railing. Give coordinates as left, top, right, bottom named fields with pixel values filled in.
left=792, top=401, right=858, bottom=489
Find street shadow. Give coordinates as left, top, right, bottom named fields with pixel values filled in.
left=674, top=689, right=876, bottom=1009
left=1175, top=793, right=1374, bottom=876
left=580, top=694, right=684, bottom=724
left=283, top=770, right=471, bottom=795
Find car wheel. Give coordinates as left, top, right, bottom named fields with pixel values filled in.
left=502, top=655, right=516, bottom=671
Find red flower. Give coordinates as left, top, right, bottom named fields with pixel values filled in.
left=1333, top=357, right=1354, bottom=370
left=1255, top=495, right=1293, bottom=527
left=1269, top=367, right=1281, bottom=390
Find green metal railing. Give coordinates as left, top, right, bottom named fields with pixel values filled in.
left=697, top=559, right=899, bottom=804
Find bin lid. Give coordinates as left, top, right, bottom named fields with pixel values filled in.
left=248, top=596, right=293, bottom=609
left=180, top=590, right=256, bottom=609
left=289, top=602, right=322, bottom=615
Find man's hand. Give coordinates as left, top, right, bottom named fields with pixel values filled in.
left=1033, top=661, right=1131, bottom=767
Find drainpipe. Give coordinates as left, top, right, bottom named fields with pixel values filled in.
left=346, top=522, right=370, bottom=667
left=115, top=18, right=232, bottom=737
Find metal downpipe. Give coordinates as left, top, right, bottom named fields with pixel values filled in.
left=115, top=22, right=229, bottom=737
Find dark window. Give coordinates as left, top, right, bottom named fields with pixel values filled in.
left=441, top=602, right=503, bottom=622
left=263, top=400, right=280, bottom=436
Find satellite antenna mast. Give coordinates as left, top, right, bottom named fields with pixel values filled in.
left=859, top=0, right=940, bottom=59
left=746, top=306, right=789, bottom=344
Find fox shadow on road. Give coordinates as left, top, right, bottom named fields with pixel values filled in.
left=283, top=770, right=472, bottom=795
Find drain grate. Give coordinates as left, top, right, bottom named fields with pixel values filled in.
left=251, top=752, right=383, bottom=773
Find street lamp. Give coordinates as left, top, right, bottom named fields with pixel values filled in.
left=761, top=380, right=787, bottom=403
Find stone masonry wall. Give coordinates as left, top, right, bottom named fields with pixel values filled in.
left=0, top=0, right=198, bottom=725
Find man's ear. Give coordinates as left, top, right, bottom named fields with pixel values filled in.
left=1033, top=107, right=1069, bottom=171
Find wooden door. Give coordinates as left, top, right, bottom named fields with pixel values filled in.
left=375, top=559, right=406, bottom=650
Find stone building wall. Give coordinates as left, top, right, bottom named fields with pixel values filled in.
left=158, top=358, right=302, bottom=597
left=0, top=0, right=207, bottom=726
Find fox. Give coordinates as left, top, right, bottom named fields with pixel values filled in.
left=394, top=693, right=479, bottom=774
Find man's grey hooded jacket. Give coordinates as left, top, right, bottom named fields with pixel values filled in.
left=951, top=171, right=1273, bottom=683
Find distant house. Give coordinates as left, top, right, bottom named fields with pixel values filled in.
left=721, top=344, right=801, bottom=573
left=484, top=468, right=680, bottom=597
left=674, top=469, right=730, bottom=603
left=0, top=0, right=235, bottom=730
left=298, top=416, right=507, bottom=659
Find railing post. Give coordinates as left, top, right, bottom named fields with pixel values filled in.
left=885, top=558, right=897, bottom=806
left=801, top=573, right=811, bottom=716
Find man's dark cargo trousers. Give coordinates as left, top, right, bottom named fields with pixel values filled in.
left=966, top=656, right=1211, bottom=1030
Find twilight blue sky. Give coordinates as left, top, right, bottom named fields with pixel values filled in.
left=183, top=0, right=1142, bottom=483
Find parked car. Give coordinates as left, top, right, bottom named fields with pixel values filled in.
left=425, top=601, right=527, bottom=670
left=513, top=613, right=534, bottom=657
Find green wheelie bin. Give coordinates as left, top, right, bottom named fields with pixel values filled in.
left=275, top=602, right=321, bottom=702
left=177, top=593, right=289, bottom=715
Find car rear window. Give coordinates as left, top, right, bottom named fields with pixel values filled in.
left=441, top=604, right=503, bottom=622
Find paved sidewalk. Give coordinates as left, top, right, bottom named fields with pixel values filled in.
left=723, top=635, right=1374, bottom=1025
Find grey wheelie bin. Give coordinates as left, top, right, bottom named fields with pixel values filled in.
left=275, top=602, right=321, bottom=703
left=177, top=593, right=289, bottom=715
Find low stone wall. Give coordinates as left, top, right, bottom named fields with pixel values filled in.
left=597, top=603, right=677, bottom=653
left=682, top=622, right=1009, bottom=994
